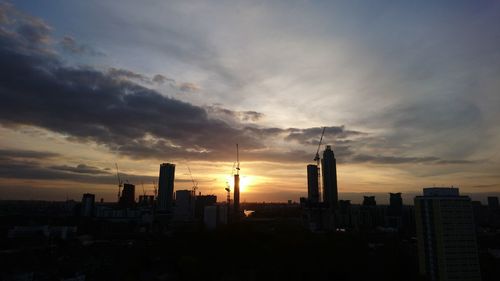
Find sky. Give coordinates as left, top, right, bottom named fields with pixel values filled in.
left=1, top=0, right=500, bottom=204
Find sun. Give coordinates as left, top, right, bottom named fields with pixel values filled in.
left=226, top=175, right=252, bottom=193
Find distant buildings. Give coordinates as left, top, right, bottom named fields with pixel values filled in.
left=415, top=187, right=481, bottom=281
left=195, top=194, right=217, bottom=219
left=174, top=190, right=195, bottom=222
left=158, top=163, right=175, bottom=211
left=306, top=164, right=320, bottom=204
left=138, top=195, right=155, bottom=207
left=389, top=193, right=403, bottom=215
left=387, top=193, right=403, bottom=228
left=81, top=193, right=95, bottom=217
left=487, top=196, right=499, bottom=209
left=362, top=196, right=376, bottom=206
left=321, top=145, right=338, bottom=209
left=119, top=183, right=135, bottom=209
left=302, top=144, right=339, bottom=231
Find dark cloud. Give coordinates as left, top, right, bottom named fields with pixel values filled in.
left=0, top=155, right=193, bottom=185
left=50, top=164, right=110, bottom=175
left=60, top=36, right=103, bottom=56
left=0, top=2, right=52, bottom=53
left=107, top=67, right=150, bottom=83
left=351, top=155, right=439, bottom=164
left=0, top=149, right=59, bottom=160
left=0, top=4, right=477, bottom=168
left=0, top=160, right=151, bottom=184
left=471, top=184, right=499, bottom=189
left=152, top=74, right=174, bottom=84
left=284, top=126, right=365, bottom=145
left=241, top=111, right=263, bottom=122
left=350, top=154, right=476, bottom=165
left=0, top=10, right=265, bottom=162
left=206, top=106, right=264, bottom=123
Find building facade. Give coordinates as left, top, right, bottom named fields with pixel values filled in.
left=415, top=187, right=481, bottom=281
left=321, top=145, right=338, bottom=209
left=81, top=193, right=95, bottom=217
left=158, top=163, right=175, bottom=211
left=307, top=164, right=320, bottom=204
left=119, top=183, right=135, bottom=209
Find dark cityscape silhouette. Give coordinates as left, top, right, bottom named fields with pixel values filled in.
left=1, top=1, right=500, bottom=281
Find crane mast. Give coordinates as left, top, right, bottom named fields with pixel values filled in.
left=187, top=165, right=198, bottom=195
left=115, top=163, right=123, bottom=202
left=314, top=127, right=325, bottom=201
left=233, top=144, right=240, bottom=217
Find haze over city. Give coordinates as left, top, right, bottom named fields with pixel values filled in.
left=1, top=0, right=500, bottom=203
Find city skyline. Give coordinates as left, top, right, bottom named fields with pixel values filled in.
left=1, top=1, right=500, bottom=203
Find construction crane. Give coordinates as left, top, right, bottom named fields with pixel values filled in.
left=314, top=127, right=326, bottom=166
left=233, top=144, right=241, bottom=217
left=186, top=165, right=198, bottom=195
left=115, top=163, right=123, bottom=202
left=236, top=143, right=240, bottom=175
left=152, top=181, right=157, bottom=199
left=313, top=127, right=326, bottom=201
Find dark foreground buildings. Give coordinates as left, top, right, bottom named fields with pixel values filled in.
left=302, top=144, right=339, bottom=231
left=306, top=164, right=319, bottom=204
left=321, top=145, right=338, bottom=209
left=415, top=187, right=481, bottom=281
left=158, top=163, right=175, bottom=212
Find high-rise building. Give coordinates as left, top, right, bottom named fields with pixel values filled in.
left=415, top=187, right=481, bottom=281
left=158, top=163, right=175, bottom=211
left=307, top=164, right=319, bottom=204
left=234, top=174, right=240, bottom=216
left=487, top=196, right=499, bottom=209
left=195, top=194, right=217, bottom=219
left=119, top=183, right=135, bottom=208
left=387, top=193, right=403, bottom=228
left=138, top=195, right=155, bottom=207
left=81, top=193, right=95, bottom=217
left=388, top=192, right=403, bottom=216
left=362, top=196, right=376, bottom=206
left=321, top=145, right=338, bottom=209
left=174, top=190, right=195, bottom=221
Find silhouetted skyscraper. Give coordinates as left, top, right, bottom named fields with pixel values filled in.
left=174, top=190, right=194, bottom=221
left=321, top=145, right=338, bottom=209
left=158, top=163, right=175, bottom=211
left=488, top=196, right=499, bottom=209
left=362, top=196, right=376, bottom=206
left=120, top=183, right=135, bottom=208
left=234, top=174, right=240, bottom=216
left=388, top=192, right=403, bottom=216
left=81, top=193, right=95, bottom=217
left=307, top=164, right=319, bottom=204
left=415, top=187, right=481, bottom=281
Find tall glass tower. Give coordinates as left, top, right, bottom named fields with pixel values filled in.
left=321, top=145, right=338, bottom=209
left=158, top=163, right=175, bottom=211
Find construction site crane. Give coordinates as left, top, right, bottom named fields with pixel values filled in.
left=314, top=127, right=326, bottom=166
left=313, top=127, right=326, bottom=201
left=186, top=165, right=198, bottom=195
left=152, top=181, right=157, bottom=199
left=115, top=163, right=123, bottom=202
left=236, top=143, right=240, bottom=175
left=233, top=144, right=241, bottom=217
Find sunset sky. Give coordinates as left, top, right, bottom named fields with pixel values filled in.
left=1, top=1, right=500, bottom=203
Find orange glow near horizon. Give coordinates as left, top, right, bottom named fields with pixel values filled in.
left=225, top=174, right=253, bottom=193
